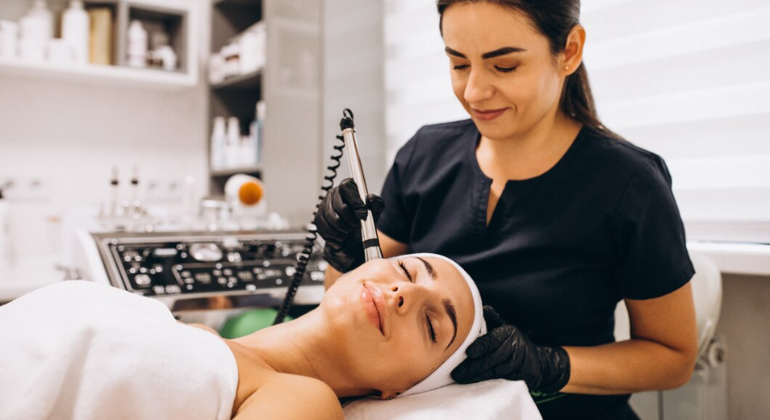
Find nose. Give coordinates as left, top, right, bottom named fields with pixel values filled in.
left=464, top=68, right=494, bottom=104
left=388, top=282, right=425, bottom=315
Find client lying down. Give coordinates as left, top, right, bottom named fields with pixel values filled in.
left=0, top=253, right=485, bottom=420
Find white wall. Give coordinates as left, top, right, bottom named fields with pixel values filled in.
left=323, top=0, right=386, bottom=194
left=0, top=0, right=211, bottom=262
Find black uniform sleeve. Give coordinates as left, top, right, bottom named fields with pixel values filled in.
left=376, top=132, right=420, bottom=244
left=613, top=157, right=695, bottom=300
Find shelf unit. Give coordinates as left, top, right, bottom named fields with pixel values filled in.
left=208, top=0, right=263, bottom=192
left=0, top=57, right=194, bottom=89
left=207, top=0, right=324, bottom=225
left=0, top=0, right=198, bottom=89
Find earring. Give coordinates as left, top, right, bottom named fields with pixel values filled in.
left=565, top=65, right=570, bottom=71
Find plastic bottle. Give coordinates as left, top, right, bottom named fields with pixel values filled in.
left=225, top=117, right=241, bottom=169
left=19, top=0, right=53, bottom=62
left=210, top=117, right=226, bottom=170
left=62, top=0, right=90, bottom=64
left=0, top=188, right=10, bottom=270
left=127, top=20, right=147, bottom=68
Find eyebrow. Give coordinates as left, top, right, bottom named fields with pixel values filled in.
left=415, top=257, right=437, bottom=279
left=414, top=257, right=458, bottom=349
left=445, top=46, right=527, bottom=60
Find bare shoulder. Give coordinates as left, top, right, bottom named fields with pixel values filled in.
left=233, top=373, right=343, bottom=420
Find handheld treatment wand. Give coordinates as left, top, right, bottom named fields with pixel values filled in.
left=339, top=109, right=383, bottom=262
left=273, top=108, right=382, bottom=324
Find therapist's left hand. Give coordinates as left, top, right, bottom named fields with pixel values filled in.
left=451, top=306, right=571, bottom=394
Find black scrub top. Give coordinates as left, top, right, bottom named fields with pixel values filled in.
left=376, top=119, right=694, bottom=420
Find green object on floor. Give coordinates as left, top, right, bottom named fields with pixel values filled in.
left=219, top=308, right=292, bottom=339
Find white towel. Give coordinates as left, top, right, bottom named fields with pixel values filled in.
left=0, top=281, right=238, bottom=420
left=343, top=379, right=543, bottom=420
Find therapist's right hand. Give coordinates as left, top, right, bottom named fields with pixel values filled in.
left=314, top=178, right=384, bottom=273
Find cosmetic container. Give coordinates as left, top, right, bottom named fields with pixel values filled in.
left=127, top=20, right=147, bottom=68
left=62, top=0, right=90, bottom=64
left=19, top=0, right=53, bottom=62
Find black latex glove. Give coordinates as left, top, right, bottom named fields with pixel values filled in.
left=451, top=305, right=571, bottom=394
left=313, top=178, right=384, bottom=273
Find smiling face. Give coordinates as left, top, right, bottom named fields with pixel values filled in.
left=442, top=2, right=567, bottom=141
left=320, top=256, right=475, bottom=398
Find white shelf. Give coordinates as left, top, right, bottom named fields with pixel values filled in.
left=0, top=59, right=196, bottom=90
left=687, top=241, right=770, bottom=277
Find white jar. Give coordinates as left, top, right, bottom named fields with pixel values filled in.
left=127, top=20, right=147, bottom=68
left=62, top=0, right=90, bottom=64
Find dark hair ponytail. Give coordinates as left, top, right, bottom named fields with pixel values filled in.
left=437, top=0, right=620, bottom=139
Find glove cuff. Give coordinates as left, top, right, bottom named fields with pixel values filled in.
left=535, top=346, right=571, bottom=394
left=323, top=245, right=363, bottom=274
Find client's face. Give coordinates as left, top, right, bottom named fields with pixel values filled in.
left=321, top=256, right=475, bottom=398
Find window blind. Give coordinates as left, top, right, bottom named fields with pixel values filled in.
left=582, top=0, right=770, bottom=240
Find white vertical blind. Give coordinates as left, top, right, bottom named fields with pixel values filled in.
left=384, top=0, right=770, bottom=238
left=581, top=0, right=770, bottom=230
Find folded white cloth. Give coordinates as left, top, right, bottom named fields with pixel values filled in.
left=344, top=379, right=542, bottom=420
left=0, top=281, right=238, bottom=420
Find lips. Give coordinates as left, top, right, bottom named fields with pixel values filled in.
left=471, top=108, right=507, bottom=121
left=361, top=284, right=386, bottom=336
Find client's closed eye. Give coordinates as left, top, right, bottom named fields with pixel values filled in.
left=398, top=260, right=413, bottom=283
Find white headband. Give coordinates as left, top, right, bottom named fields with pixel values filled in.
left=398, top=253, right=486, bottom=397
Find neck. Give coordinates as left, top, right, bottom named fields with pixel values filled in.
left=477, top=111, right=581, bottom=180
left=233, top=309, right=376, bottom=398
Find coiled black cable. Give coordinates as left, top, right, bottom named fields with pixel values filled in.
left=272, top=127, right=347, bottom=325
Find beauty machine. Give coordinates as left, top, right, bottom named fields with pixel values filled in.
left=74, top=109, right=381, bottom=328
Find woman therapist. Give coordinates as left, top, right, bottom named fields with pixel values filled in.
left=315, top=0, right=697, bottom=419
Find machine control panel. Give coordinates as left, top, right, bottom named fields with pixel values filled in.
left=92, top=231, right=327, bottom=299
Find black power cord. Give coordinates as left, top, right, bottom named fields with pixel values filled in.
left=272, top=109, right=353, bottom=325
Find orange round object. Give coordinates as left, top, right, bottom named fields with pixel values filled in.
left=238, top=181, right=263, bottom=206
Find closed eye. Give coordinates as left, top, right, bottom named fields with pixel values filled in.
left=453, top=64, right=469, bottom=71
left=495, top=66, right=517, bottom=73
left=398, top=260, right=413, bottom=283
left=426, top=314, right=437, bottom=343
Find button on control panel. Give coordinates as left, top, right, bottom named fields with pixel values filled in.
left=96, top=232, right=326, bottom=297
